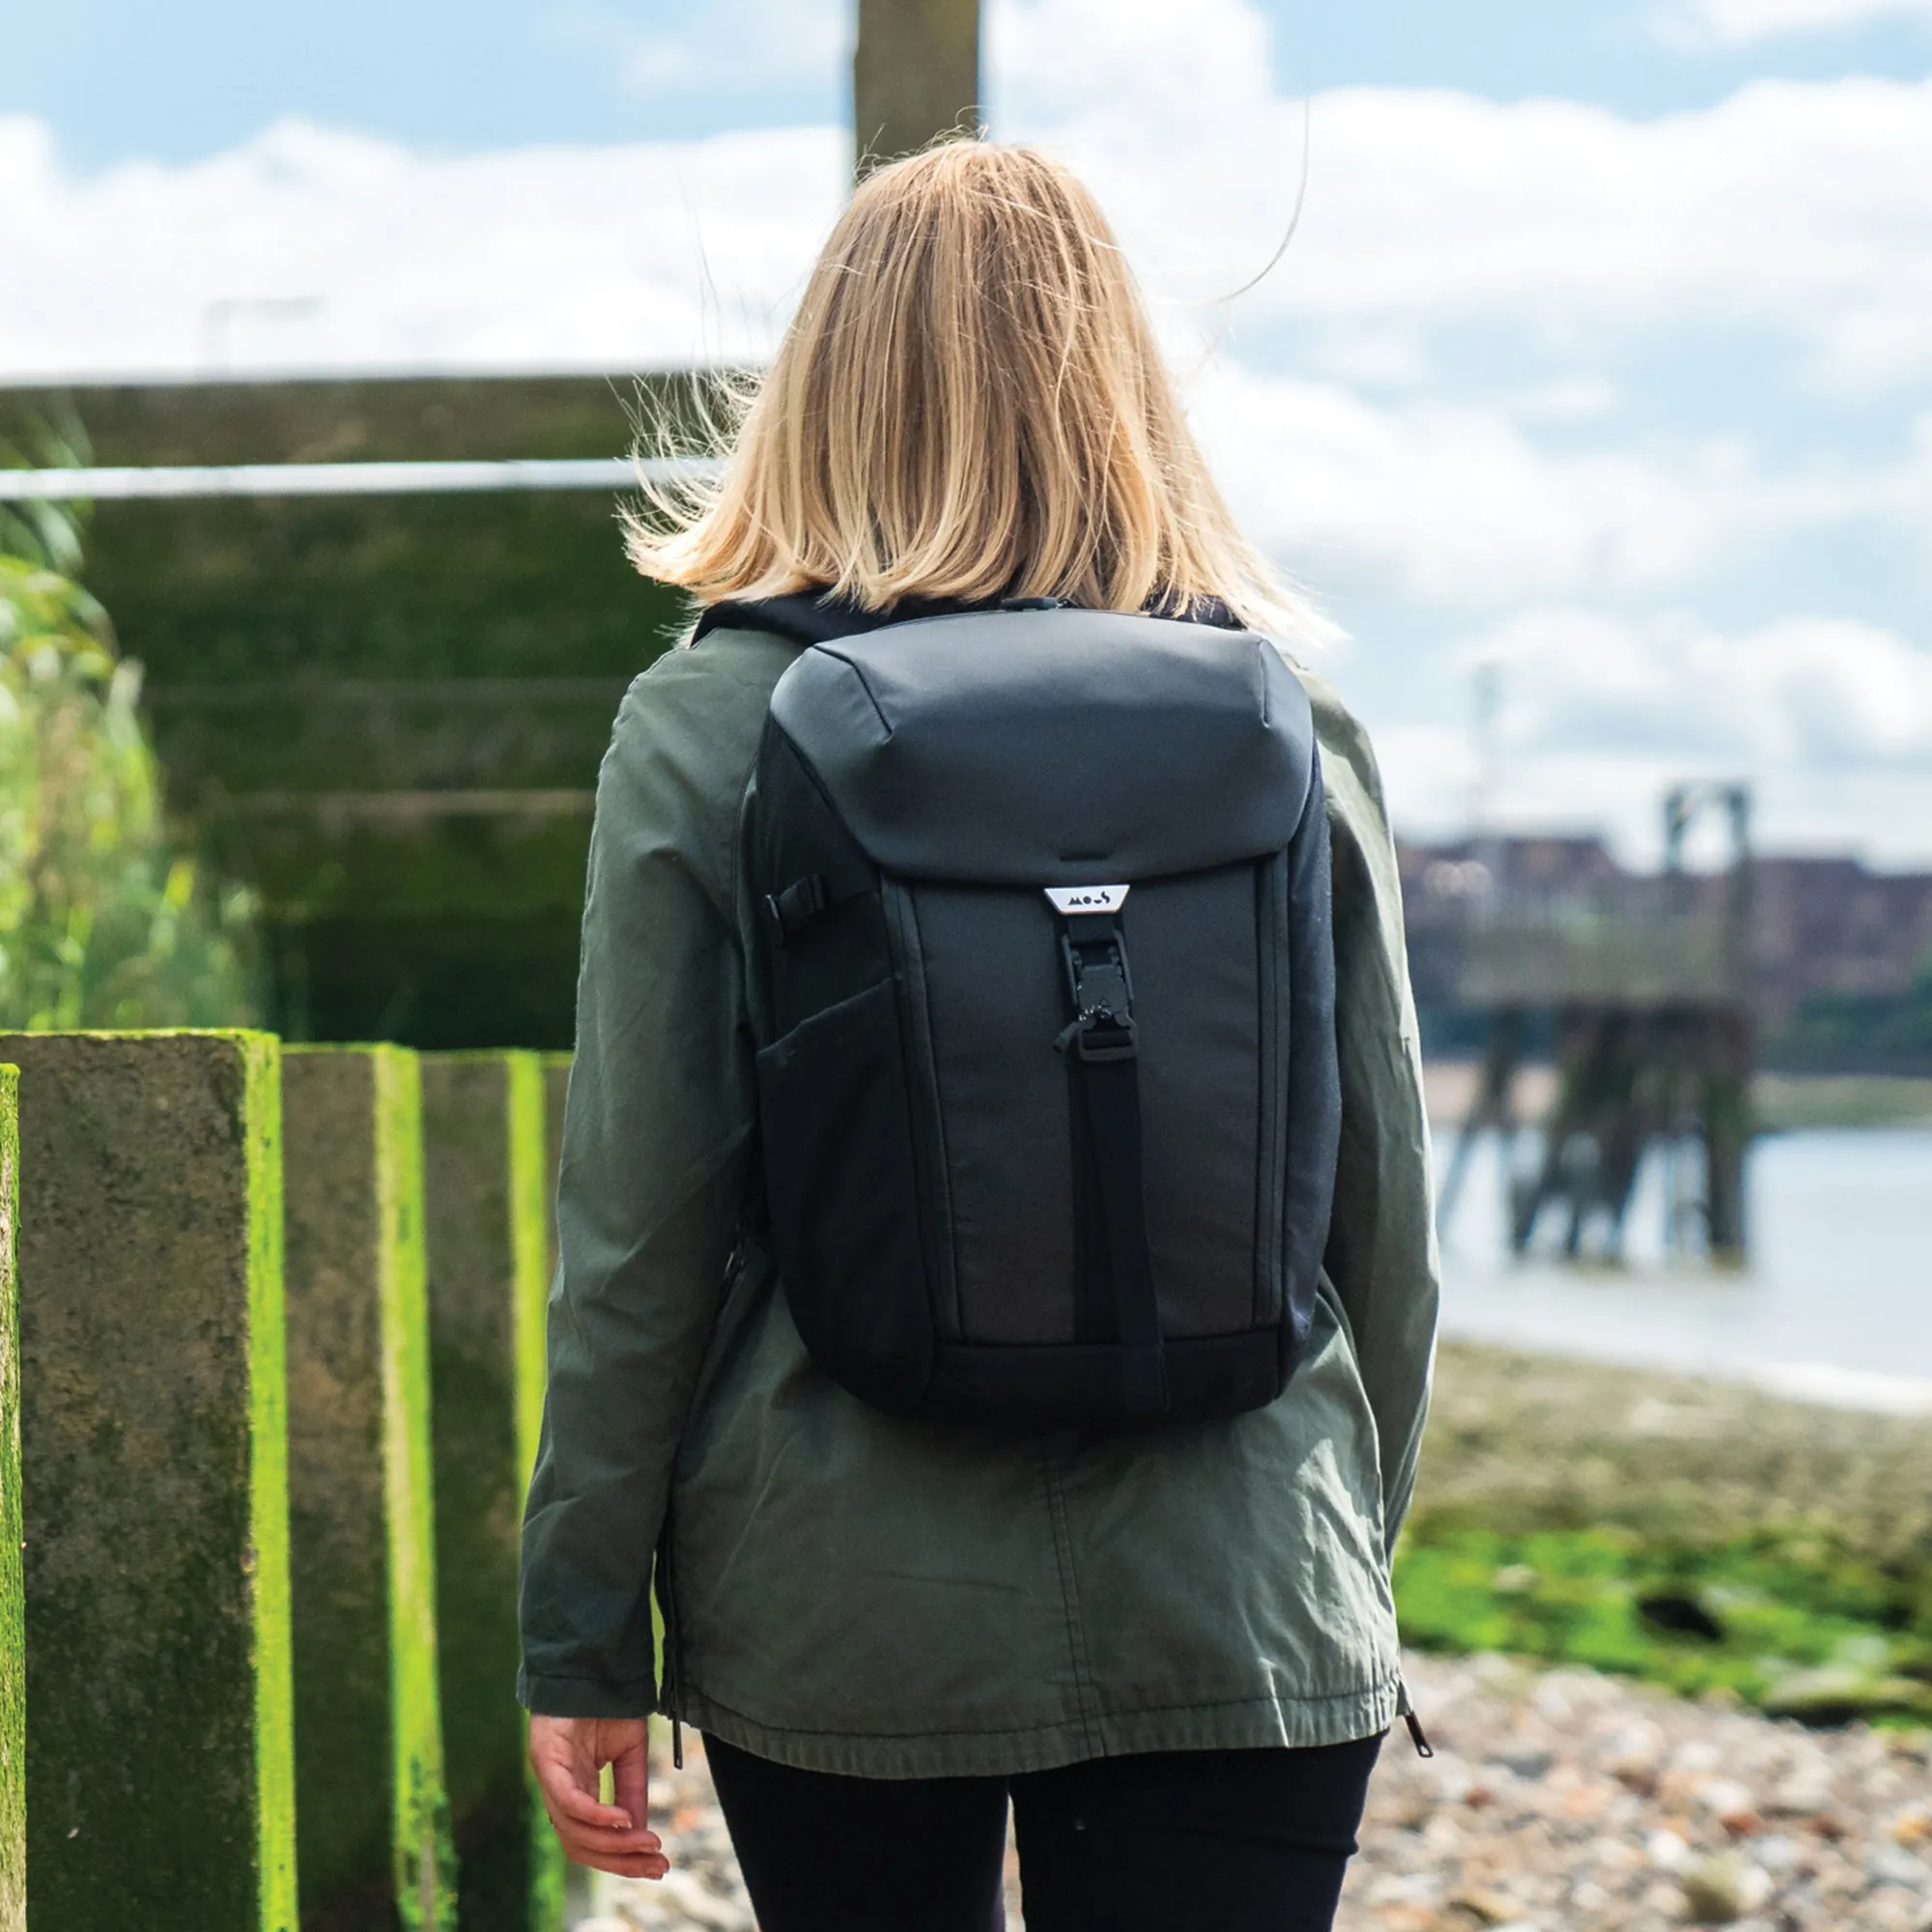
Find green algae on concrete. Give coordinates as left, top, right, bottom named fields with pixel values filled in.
left=283, top=1047, right=456, bottom=1932
left=0, top=1066, right=21, bottom=1932
left=421, top=1054, right=563, bottom=1932
left=1, top=1030, right=298, bottom=1932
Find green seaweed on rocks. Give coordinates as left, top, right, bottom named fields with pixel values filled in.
left=1394, top=1523, right=1932, bottom=1723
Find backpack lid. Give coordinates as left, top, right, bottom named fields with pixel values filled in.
left=761, top=604, right=1319, bottom=885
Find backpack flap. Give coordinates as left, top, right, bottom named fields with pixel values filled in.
left=768, top=608, right=1315, bottom=882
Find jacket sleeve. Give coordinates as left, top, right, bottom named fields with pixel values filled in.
left=518, top=649, right=762, bottom=1717
left=1304, top=669, right=1441, bottom=1561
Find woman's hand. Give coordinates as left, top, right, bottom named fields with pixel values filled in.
left=527, top=1715, right=668, bottom=1879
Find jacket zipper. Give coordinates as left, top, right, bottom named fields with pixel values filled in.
left=656, top=1502, right=686, bottom=1771
left=1396, top=1677, right=1434, bottom=1758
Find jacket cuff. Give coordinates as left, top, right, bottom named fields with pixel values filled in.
left=518, top=1668, right=660, bottom=1719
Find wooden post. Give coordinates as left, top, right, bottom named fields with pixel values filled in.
left=2, top=1031, right=297, bottom=1932
left=283, top=1047, right=454, bottom=1931
left=0, top=1065, right=20, bottom=1932
left=1702, top=1005, right=1753, bottom=1263
left=420, top=1054, right=560, bottom=1932
left=854, top=0, right=980, bottom=175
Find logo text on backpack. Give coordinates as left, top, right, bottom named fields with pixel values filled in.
left=1044, top=884, right=1131, bottom=916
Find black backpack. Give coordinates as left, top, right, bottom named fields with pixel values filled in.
left=702, top=594, right=1340, bottom=1430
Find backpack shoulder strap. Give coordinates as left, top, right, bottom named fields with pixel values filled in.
left=690, top=588, right=1244, bottom=649
left=693, top=589, right=1007, bottom=647
left=693, top=593, right=860, bottom=647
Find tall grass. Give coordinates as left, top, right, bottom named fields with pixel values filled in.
left=0, top=504, right=258, bottom=1031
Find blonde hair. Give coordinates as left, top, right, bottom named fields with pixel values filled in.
left=626, top=140, right=1322, bottom=641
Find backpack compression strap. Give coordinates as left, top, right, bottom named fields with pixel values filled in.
left=1052, top=894, right=1170, bottom=1419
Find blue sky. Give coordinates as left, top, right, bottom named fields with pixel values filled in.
left=10, top=0, right=1932, bottom=159
left=3, top=0, right=1930, bottom=863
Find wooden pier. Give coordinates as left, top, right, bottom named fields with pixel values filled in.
left=1436, top=784, right=1755, bottom=1262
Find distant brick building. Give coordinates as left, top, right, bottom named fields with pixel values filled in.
left=1399, top=836, right=1932, bottom=1050
left=1748, top=857, right=1932, bottom=1022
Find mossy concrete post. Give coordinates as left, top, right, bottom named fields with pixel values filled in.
left=420, top=1054, right=561, bottom=1932
left=0, top=1031, right=296, bottom=1931
left=283, top=1047, right=455, bottom=1931
left=0, top=1065, right=22, bottom=1932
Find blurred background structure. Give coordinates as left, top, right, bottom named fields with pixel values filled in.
left=0, top=378, right=682, bottom=1046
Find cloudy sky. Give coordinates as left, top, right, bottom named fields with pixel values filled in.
left=4, top=0, right=1930, bottom=866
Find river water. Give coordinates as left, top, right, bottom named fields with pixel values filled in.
left=1433, top=1129, right=1932, bottom=1409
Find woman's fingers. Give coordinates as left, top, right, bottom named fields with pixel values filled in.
left=539, top=1789, right=667, bottom=1867
left=560, top=1847, right=670, bottom=1879
left=546, top=1803, right=662, bottom=1854
left=528, top=1747, right=623, bottom=1829
left=541, top=1766, right=640, bottom=1834
left=527, top=1718, right=662, bottom=1847
left=549, top=1825, right=668, bottom=1875
left=546, top=1811, right=668, bottom=1871
left=611, top=1731, right=651, bottom=1843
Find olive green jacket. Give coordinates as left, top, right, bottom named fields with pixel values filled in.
left=518, top=622, right=1440, bottom=1778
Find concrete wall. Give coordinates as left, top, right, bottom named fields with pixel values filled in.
left=0, top=377, right=693, bottom=1049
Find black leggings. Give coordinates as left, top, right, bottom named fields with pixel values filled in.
left=705, top=1731, right=1383, bottom=1932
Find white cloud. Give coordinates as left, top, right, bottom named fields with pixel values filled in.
left=1191, top=364, right=1930, bottom=607
left=1381, top=608, right=1932, bottom=861
left=995, top=50, right=1932, bottom=391
left=1472, top=608, right=1932, bottom=765
left=1652, top=0, right=1932, bottom=50
left=0, top=115, right=840, bottom=380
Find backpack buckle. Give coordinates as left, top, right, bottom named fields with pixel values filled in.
left=1065, top=1011, right=1139, bottom=1062
left=1053, top=909, right=1139, bottom=1062
left=763, top=868, right=875, bottom=948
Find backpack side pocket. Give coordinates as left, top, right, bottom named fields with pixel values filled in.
left=755, top=978, right=934, bottom=1413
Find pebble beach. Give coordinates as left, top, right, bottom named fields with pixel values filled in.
left=571, top=1650, right=1932, bottom=1931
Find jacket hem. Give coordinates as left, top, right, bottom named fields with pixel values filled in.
left=671, top=1670, right=1405, bottom=1780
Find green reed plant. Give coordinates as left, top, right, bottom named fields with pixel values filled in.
left=0, top=539, right=258, bottom=1030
